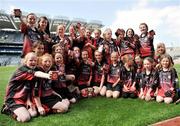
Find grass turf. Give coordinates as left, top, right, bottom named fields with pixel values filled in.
left=0, top=65, right=180, bottom=126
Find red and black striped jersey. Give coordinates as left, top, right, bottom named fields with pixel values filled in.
left=107, top=64, right=121, bottom=84
left=159, top=68, right=178, bottom=91
left=5, top=65, right=37, bottom=107
left=139, top=33, right=154, bottom=58
left=139, top=70, right=159, bottom=89
left=77, top=62, right=92, bottom=85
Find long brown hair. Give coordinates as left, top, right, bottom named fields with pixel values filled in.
left=159, top=54, right=174, bottom=70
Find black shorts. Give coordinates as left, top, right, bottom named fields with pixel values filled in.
left=91, top=82, right=100, bottom=87
left=41, top=95, right=62, bottom=108
left=106, top=83, right=121, bottom=91
left=54, top=88, right=74, bottom=99
left=78, top=84, right=88, bottom=90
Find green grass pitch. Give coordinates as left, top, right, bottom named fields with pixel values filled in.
left=0, top=65, right=180, bottom=126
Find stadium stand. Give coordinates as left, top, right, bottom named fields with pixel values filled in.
left=0, top=10, right=104, bottom=65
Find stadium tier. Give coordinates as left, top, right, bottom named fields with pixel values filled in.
left=0, top=10, right=103, bottom=66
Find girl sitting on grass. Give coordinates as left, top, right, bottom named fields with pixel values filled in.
left=156, top=54, right=179, bottom=104
left=139, top=57, right=159, bottom=101
left=1, top=52, right=51, bottom=122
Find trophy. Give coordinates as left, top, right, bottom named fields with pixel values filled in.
left=51, top=71, right=58, bottom=80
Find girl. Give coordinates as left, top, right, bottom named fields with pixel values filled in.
left=116, top=28, right=135, bottom=60
left=91, top=50, right=107, bottom=96
left=66, top=47, right=80, bottom=77
left=32, top=41, right=45, bottom=57
left=106, top=52, right=121, bottom=98
left=1, top=52, right=51, bottom=122
left=19, top=12, right=41, bottom=58
left=52, top=24, right=71, bottom=52
left=52, top=43, right=66, bottom=63
left=134, top=55, right=143, bottom=90
left=37, top=16, right=52, bottom=53
left=101, top=28, right=118, bottom=54
left=73, top=25, right=86, bottom=50
left=154, top=42, right=173, bottom=69
left=154, top=43, right=166, bottom=63
left=83, top=28, right=96, bottom=60
left=139, top=23, right=155, bottom=59
left=52, top=43, right=64, bottom=56
left=156, top=54, right=179, bottom=104
left=77, top=50, right=93, bottom=97
left=34, top=53, right=69, bottom=115
left=68, top=25, right=77, bottom=48
left=53, top=53, right=77, bottom=103
left=93, top=28, right=104, bottom=48
left=139, top=57, right=159, bottom=101
left=121, top=55, right=137, bottom=98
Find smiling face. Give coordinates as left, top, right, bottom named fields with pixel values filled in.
left=143, top=59, right=153, bottom=71
left=126, top=29, right=134, bottom=38
left=81, top=50, right=89, bottom=61
left=41, top=55, right=53, bottom=71
left=69, top=25, right=75, bottom=34
left=157, top=44, right=166, bottom=55
left=94, top=29, right=101, bottom=39
left=25, top=53, right=37, bottom=69
left=73, top=47, right=80, bottom=58
left=27, top=14, right=36, bottom=26
left=54, top=53, right=64, bottom=65
left=85, top=29, right=92, bottom=38
left=55, top=46, right=64, bottom=54
left=94, top=51, right=102, bottom=62
left=161, top=57, right=170, bottom=69
left=111, top=52, right=118, bottom=64
left=34, top=44, right=44, bottom=57
left=104, top=29, right=112, bottom=41
left=57, top=25, right=65, bottom=35
left=139, top=23, right=148, bottom=34
left=39, top=17, right=48, bottom=30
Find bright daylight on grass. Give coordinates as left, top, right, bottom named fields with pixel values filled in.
left=0, top=0, right=180, bottom=126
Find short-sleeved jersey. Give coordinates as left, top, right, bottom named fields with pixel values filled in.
left=5, top=65, right=36, bottom=107
left=77, top=62, right=92, bottom=85
left=158, top=68, right=178, bottom=91
left=119, top=40, right=135, bottom=57
left=92, top=61, right=107, bottom=84
left=102, top=39, right=118, bottom=54
left=94, top=37, right=104, bottom=48
left=139, top=70, right=159, bottom=90
left=120, top=66, right=136, bottom=88
left=53, top=64, right=66, bottom=88
left=139, top=33, right=154, bottom=58
left=107, top=64, right=121, bottom=84
left=65, top=58, right=79, bottom=75
left=83, top=37, right=94, bottom=59
left=34, top=67, right=55, bottom=98
left=20, top=23, right=41, bottom=57
left=52, top=35, right=71, bottom=50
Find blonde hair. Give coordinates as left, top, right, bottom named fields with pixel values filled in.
left=56, top=24, right=65, bottom=35
left=103, top=28, right=112, bottom=41
left=122, top=55, right=133, bottom=64
left=94, top=28, right=101, bottom=34
left=38, top=53, right=53, bottom=67
left=155, top=42, right=166, bottom=54
left=23, top=52, right=37, bottom=65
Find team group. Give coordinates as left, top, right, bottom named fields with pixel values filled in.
left=1, top=11, right=179, bottom=122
